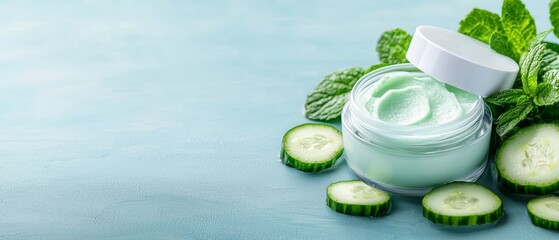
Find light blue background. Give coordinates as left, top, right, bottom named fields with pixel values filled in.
left=0, top=0, right=557, bottom=239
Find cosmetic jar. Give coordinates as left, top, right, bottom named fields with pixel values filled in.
left=342, top=26, right=519, bottom=196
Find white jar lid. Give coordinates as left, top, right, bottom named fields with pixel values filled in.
left=406, top=25, right=519, bottom=97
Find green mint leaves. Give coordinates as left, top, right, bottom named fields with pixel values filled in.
left=304, top=29, right=411, bottom=121
left=501, top=0, right=537, bottom=55
left=551, top=0, right=559, bottom=38
left=521, top=44, right=545, bottom=95
left=458, top=0, right=559, bottom=138
left=304, top=68, right=365, bottom=121
left=486, top=88, right=531, bottom=137
left=459, top=0, right=537, bottom=62
left=540, top=70, right=559, bottom=106
left=376, top=29, right=412, bottom=65
left=485, top=89, right=527, bottom=107
left=544, top=70, right=559, bottom=86
left=542, top=42, right=559, bottom=74
left=488, top=44, right=559, bottom=137
left=530, top=29, right=553, bottom=48
left=535, top=82, right=559, bottom=106
left=490, top=32, right=520, bottom=61
left=459, top=8, right=504, bottom=44
left=495, top=101, right=533, bottom=137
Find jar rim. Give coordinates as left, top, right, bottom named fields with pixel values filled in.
left=342, top=102, right=492, bottom=153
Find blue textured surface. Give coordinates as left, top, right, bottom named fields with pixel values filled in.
left=0, top=1, right=557, bottom=239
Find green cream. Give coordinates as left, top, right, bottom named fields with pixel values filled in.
left=364, top=72, right=477, bottom=126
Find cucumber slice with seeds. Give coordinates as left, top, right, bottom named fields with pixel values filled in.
left=528, top=195, right=559, bottom=231
left=496, top=124, right=559, bottom=194
left=422, top=182, right=503, bottom=226
left=326, top=180, right=391, bottom=217
left=280, top=123, right=343, bottom=172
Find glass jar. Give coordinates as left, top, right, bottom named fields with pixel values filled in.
left=342, top=63, right=492, bottom=196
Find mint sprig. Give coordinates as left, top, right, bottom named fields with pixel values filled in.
left=457, top=0, right=559, bottom=140
left=486, top=44, right=559, bottom=137
left=484, top=43, right=559, bottom=140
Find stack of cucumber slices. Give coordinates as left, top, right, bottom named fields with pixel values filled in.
left=280, top=123, right=559, bottom=230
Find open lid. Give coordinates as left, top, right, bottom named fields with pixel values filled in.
left=406, top=25, right=519, bottom=97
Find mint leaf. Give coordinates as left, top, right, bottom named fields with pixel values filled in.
left=490, top=32, right=521, bottom=61
left=543, top=70, right=559, bottom=104
left=543, top=70, right=559, bottom=87
left=534, top=82, right=559, bottom=106
left=501, top=0, right=537, bottom=54
left=376, top=29, right=412, bottom=64
left=496, top=101, right=534, bottom=137
left=485, top=89, right=527, bottom=107
left=541, top=45, right=559, bottom=75
left=520, top=44, right=545, bottom=95
left=551, top=0, right=559, bottom=38
left=542, top=51, right=559, bottom=74
left=304, top=67, right=366, bottom=121
left=459, top=8, right=504, bottom=44
left=529, top=29, right=553, bottom=48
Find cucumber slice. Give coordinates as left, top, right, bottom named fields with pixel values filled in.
left=326, top=180, right=391, bottom=217
left=496, top=124, right=559, bottom=194
left=528, top=195, right=559, bottom=231
left=280, top=123, right=343, bottom=172
left=422, top=182, right=503, bottom=226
